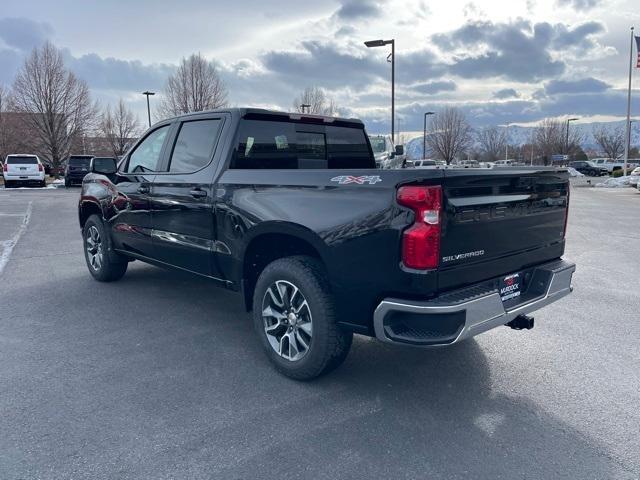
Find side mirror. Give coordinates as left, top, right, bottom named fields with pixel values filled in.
left=91, top=157, right=117, bottom=175
left=395, top=145, right=404, bottom=156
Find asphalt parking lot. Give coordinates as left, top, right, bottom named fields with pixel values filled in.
left=1, top=185, right=639, bottom=479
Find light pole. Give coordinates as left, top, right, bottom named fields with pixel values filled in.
left=142, top=91, right=155, bottom=128
left=627, top=119, right=637, bottom=167
left=365, top=39, right=395, bottom=142
left=423, top=111, right=434, bottom=160
left=300, top=103, right=311, bottom=114
left=565, top=118, right=579, bottom=158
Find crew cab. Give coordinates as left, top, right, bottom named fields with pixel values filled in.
left=78, top=108, right=575, bottom=379
left=3, top=154, right=46, bottom=188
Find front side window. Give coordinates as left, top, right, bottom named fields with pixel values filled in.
left=168, top=119, right=222, bottom=173
left=126, top=125, right=169, bottom=173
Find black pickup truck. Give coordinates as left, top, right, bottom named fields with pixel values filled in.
left=78, top=108, right=575, bottom=379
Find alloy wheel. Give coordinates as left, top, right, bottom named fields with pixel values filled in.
left=85, top=225, right=104, bottom=271
left=261, top=280, right=313, bottom=362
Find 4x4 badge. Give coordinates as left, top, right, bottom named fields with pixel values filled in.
left=330, top=175, right=382, bottom=185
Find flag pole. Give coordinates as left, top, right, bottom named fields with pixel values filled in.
left=623, top=26, right=634, bottom=176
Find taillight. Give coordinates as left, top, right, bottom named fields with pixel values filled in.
left=2, top=163, right=7, bottom=172
left=38, top=164, right=43, bottom=172
left=397, top=185, right=442, bottom=270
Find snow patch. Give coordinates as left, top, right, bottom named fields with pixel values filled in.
left=595, top=177, right=633, bottom=188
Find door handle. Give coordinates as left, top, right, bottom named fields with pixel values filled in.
left=137, top=185, right=150, bottom=194
left=190, top=189, right=207, bottom=198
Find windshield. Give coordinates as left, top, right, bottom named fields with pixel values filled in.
left=7, top=156, right=38, bottom=164
left=369, top=138, right=386, bottom=153
left=69, top=157, right=93, bottom=167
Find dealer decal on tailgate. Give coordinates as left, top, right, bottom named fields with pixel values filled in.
left=500, top=273, right=522, bottom=302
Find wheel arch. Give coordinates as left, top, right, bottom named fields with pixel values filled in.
left=241, top=223, right=329, bottom=312
left=78, top=200, right=104, bottom=229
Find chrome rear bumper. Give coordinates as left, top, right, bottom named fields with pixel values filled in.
left=373, top=259, right=575, bottom=346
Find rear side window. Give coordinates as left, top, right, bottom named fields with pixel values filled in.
left=7, top=156, right=38, bottom=164
left=231, top=120, right=373, bottom=169
left=168, top=119, right=223, bottom=173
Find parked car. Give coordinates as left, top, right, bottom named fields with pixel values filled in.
left=590, top=158, right=639, bottom=173
left=412, top=159, right=438, bottom=168
left=64, top=155, right=94, bottom=187
left=456, top=160, right=480, bottom=168
left=628, top=166, right=640, bottom=186
left=568, top=161, right=608, bottom=176
left=3, top=154, right=46, bottom=188
left=368, top=134, right=405, bottom=169
left=78, top=108, right=575, bottom=380
left=494, top=159, right=516, bottom=167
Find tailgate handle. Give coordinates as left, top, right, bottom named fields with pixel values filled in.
left=190, top=188, right=207, bottom=198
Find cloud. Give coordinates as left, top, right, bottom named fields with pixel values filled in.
left=556, top=0, right=601, bottom=11
left=0, top=17, right=53, bottom=51
left=431, top=19, right=607, bottom=82
left=62, top=51, right=175, bottom=93
left=493, top=88, right=520, bottom=99
left=544, top=77, right=610, bottom=95
left=410, top=80, right=457, bottom=94
left=334, top=0, right=382, bottom=20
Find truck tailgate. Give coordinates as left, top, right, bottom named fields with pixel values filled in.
left=439, top=168, right=569, bottom=291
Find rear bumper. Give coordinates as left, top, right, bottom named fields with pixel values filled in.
left=373, top=259, right=575, bottom=346
left=4, top=173, right=45, bottom=181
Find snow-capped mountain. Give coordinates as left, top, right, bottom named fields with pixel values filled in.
left=402, top=120, right=640, bottom=160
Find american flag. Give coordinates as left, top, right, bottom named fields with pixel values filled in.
left=637, top=35, right=640, bottom=68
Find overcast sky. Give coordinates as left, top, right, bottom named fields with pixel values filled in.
left=1, top=0, right=639, bottom=133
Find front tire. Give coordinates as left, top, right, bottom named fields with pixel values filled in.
left=252, top=256, right=352, bottom=380
left=83, top=214, right=128, bottom=282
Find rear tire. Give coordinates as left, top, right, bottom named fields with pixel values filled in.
left=3, top=180, right=10, bottom=189
left=252, top=256, right=352, bottom=380
left=83, top=214, right=128, bottom=282
left=64, top=178, right=71, bottom=188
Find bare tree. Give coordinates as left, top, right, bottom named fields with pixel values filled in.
left=100, top=99, right=140, bottom=157
left=158, top=53, right=228, bottom=118
left=592, top=124, right=625, bottom=159
left=426, top=107, right=471, bottom=164
left=292, top=86, right=338, bottom=116
left=533, top=118, right=583, bottom=165
left=0, top=85, right=11, bottom=161
left=11, top=42, right=96, bottom=173
left=476, top=126, right=507, bottom=161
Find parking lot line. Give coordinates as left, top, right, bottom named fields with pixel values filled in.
left=0, top=201, right=33, bottom=275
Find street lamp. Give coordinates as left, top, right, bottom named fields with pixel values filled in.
left=499, top=124, right=511, bottom=160
left=300, top=103, right=311, bottom=114
left=365, top=38, right=395, bottom=142
left=142, top=91, right=155, bottom=128
left=566, top=117, right=579, bottom=157
left=423, top=112, right=434, bottom=160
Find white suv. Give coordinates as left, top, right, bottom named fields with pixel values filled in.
left=3, top=154, right=46, bottom=188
